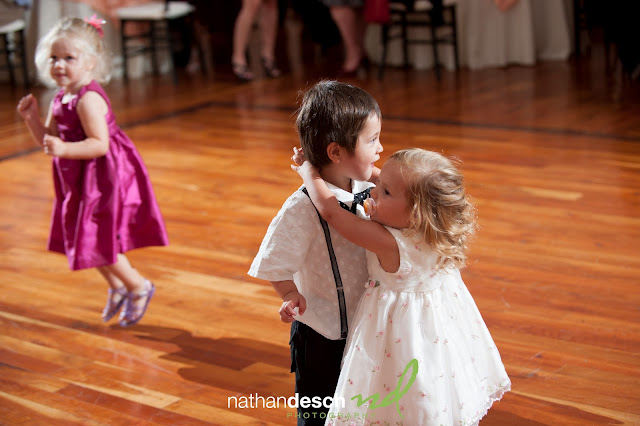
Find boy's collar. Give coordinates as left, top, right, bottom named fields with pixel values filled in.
left=325, top=180, right=373, bottom=203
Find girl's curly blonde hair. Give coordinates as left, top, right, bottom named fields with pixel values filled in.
left=391, top=149, right=477, bottom=270
left=35, top=17, right=111, bottom=87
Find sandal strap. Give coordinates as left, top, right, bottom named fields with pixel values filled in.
left=129, top=280, right=152, bottom=299
left=109, top=287, right=128, bottom=296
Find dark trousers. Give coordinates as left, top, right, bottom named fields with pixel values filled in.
left=290, top=321, right=346, bottom=426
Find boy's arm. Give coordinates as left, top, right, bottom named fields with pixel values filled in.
left=293, top=162, right=397, bottom=262
left=272, top=280, right=307, bottom=323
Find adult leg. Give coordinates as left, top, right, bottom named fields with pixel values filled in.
left=232, top=0, right=263, bottom=80
left=329, top=6, right=366, bottom=72
left=258, top=0, right=281, bottom=77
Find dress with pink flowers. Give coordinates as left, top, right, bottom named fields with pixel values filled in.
left=48, top=80, right=168, bottom=270
left=325, top=227, right=510, bottom=426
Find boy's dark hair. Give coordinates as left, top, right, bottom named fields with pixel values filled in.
left=295, top=80, right=381, bottom=168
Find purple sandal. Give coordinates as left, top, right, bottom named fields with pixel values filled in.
left=102, top=287, right=128, bottom=322
left=119, top=280, right=155, bottom=327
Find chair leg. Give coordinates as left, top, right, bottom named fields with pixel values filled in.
left=450, top=6, right=459, bottom=70
left=2, top=34, right=16, bottom=87
left=121, top=22, right=129, bottom=82
left=378, top=24, right=390, bottom=80
left=150, top=22, right=159, bottom=75
left=401, top=13, right=409, bottom=68
left=18, top=29, right=29, bottom=89
left=163, top=19, right=178, bottom=85
left=430, top=20, right=441, bottom=80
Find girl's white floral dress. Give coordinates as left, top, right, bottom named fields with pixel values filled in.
left=326, top=227, right=510, bottom=426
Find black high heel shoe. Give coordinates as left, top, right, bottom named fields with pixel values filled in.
left=337, top=56, right=369, bottom=79
left=232, top=62, right=254, bottom=82
left=261, top=57, right=281, bottom=78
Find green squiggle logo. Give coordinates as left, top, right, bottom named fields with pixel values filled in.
left=350, top=358, right=418, bottom=419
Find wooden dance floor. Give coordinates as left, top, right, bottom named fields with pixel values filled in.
left=1, top=53, right=639, bottom=425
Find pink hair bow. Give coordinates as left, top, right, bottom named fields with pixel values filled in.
left=85, top=14, right=106, bottom=38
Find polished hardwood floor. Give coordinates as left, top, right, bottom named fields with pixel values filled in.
left=1, top=45, right=639, bottom=425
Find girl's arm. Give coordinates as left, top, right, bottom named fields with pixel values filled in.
left=45, top=91, right=110, bottom=159
left=16, top=94, right=55, bottom=146
left=370, top=166, right=381, bottom=185
left=294, top=162, right=400, bottom=272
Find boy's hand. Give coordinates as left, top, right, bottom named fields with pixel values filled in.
left=17, top=94, right=39, bottom=122
left=279, top=290, right=307, bottom=323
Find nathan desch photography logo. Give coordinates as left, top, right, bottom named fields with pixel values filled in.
left=228, top=358, right=418, bottom=421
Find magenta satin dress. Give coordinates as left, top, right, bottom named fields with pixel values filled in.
left=48, top=80, right=168, bottom=270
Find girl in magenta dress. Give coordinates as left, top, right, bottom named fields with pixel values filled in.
left=17, top=16, right=168, bottom=327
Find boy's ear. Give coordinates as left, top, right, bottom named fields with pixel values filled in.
left=327, top=142, right=343, bottom=164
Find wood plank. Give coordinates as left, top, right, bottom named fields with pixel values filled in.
left=1, top=38, right=639, bottom=425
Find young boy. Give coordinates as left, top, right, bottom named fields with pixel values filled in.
left=248, top=80, right=383, bottom=425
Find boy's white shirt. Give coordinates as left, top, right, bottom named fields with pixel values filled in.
left=248, top=180, right=374, bottom=340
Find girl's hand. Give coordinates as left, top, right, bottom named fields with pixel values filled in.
left=290, top=147, right=319, bottom=179
left=17, top=94, right=39, bottom=121
left=43, top=135, right=66, bottom=157
left=291, top=146, right=305, bottom=166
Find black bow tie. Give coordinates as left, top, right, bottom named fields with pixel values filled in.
left=339, top=187, right=371, bottom=214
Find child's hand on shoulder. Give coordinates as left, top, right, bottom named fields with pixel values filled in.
left=290, top=147, right=318, bottom=179
left=279, top=290, right=307, bottom=323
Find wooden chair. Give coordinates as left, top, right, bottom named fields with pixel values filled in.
left=0, top=17, right=29, bottom=90
left=116, top=0, right=197, bottom=84
left=378, top=0, right=459, bottom=80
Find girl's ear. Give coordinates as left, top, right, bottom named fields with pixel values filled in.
left=86, top=55, right=97, bottom=72
left=327, top=142, right=343, bottom=164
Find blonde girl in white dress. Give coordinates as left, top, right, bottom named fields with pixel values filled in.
left=290, top=148, right=510, bottom=425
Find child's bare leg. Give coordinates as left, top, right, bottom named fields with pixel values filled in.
left=97, top=264, right=128, bottom=321
left=101, top=254, right=146, bottom=292
left=101, top=254, right=155, bottom=326
left=98, top=266, right=126, bottom=290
